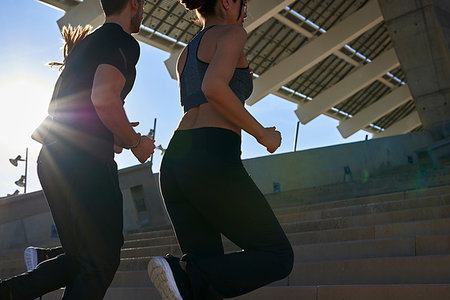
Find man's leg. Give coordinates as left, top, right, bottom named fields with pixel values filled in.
left=60, top=159, right=124, bottom=300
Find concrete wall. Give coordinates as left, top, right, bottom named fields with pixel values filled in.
left=243, top=131, right=434, bottom=194
left=0, top=191, right=58, bottom=250
left=0, top=163, right=169, bottom=251
left=118, top=162, right=168, bottom=230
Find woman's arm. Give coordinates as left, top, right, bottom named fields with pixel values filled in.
left=202, top=25, right=281, bottom=153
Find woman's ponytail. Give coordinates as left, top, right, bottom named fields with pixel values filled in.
left=48, top=24, right=92, bottom=71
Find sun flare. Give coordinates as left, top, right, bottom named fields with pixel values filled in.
left=0, top=72, right=53, bottom=144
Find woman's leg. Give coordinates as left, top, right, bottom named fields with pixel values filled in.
left=175, top=160, right=294, bottom=298
left=160, top=159, right=224, bottom=300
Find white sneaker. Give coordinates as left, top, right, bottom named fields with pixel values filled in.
left=24, top=247, right=38, bottom=272
left=148, top=256, right=183, bottom=300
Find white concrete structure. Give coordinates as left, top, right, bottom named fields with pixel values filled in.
left=37, top=0, right=422, bottom=138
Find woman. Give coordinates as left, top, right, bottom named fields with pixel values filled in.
left=148, top=0, right=294, bottom=299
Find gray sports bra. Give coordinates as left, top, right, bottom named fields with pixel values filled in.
left=179, top=26, right=253, bottom=113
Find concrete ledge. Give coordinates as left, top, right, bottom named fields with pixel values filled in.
left=41, top=284, right=450, bottom=300
left=291, top=255, right=450, bottom=285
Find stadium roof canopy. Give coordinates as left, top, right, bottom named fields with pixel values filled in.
left=38, top=0, right=422, bottom=138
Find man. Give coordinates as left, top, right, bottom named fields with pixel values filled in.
left=0, top=0, right=154, bottom=299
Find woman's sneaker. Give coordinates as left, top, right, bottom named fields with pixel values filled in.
left=148, top=255, right=191, bottom=300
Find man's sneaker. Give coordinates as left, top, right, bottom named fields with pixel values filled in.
left=148, top=255, right=191, bottom=300
left=24, top=246, right=63, bottom=272
left=24, top=247, right=39, bottom=272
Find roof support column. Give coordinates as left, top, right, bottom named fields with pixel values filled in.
left=378, top=0, right=450, bottom=140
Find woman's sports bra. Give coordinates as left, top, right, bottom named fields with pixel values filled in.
left=179, top=26, right=253, bottom=113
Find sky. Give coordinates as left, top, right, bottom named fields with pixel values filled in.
left=0, top=0, right=370, bottom=197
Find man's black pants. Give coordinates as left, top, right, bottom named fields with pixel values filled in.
left=6, top=141, right=124, bottom=299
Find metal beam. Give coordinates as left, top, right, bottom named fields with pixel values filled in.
left=246, top=0, right=383, bottom=106
left=373, top=111, right=421, bottom=138
left=296, top=48, right=400, bottom=124
left=244, top=0, right=296, bottom=33
left=337, top=84, right=413, bottom=138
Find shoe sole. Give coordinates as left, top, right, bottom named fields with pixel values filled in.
left=148, top=256, right=183, bottom=300
left=24, top=247, right=40, bottom=300
left=24, top=247, right=38, bottom=272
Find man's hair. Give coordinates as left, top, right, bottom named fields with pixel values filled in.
left=100, top=0, right=130, bottom=16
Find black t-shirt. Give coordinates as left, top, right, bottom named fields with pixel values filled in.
left=49, top=23, right=139, bottom=161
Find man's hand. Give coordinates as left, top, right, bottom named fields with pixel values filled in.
left=131, top=135, right=156, bottom=163
left=113, top=122, right=140, bottom=154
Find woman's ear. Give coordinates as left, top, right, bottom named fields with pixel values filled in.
left=219, top=0, right=230, bottom=10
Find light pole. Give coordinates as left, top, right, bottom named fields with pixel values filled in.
left=294, top=121, right=300, bottom=152
left=9, top=147, right=28, bottom=194
left=149, top=118, right=157, bottom=167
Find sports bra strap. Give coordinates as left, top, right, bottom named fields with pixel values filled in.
left=187, top=25, right=216, bottom=63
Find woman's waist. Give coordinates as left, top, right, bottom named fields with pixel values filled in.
left=177, top=104, right=241, bottom=135
left=164, top=126, right=242, bottom=163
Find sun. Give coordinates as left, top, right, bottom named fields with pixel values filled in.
left=0, top=72, right=57, bottom=195
left=0, top=72, right=54, bottom=145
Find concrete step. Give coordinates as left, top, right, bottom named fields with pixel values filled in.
left=124, top=228, right=174, bottom=241
left=122, top=217, right=450, bottom=251
left=288, top=218, right=450, bottom=245
left=231, top=285, right=450, bottom=300
left=116, top=234, right=450, bottom=273
left=41, top=284, right=450, bottom=300
left=121, top=234, right=450, bottom=262
left=4, top=217, right=450, bottom=278
left=291, top=255, right=450, bottom=285
left=34, top=287, right=161, bottom=300
left=124, top=235, right=177, bottom=248
left=125, top=224, right=172, bottom=235
left=282, top=204, right=450, bottom=234
left=273, top=190, right=406, bottom=216
left=122, top=202, right=450, bottom=245
left=121, top=244, right=181, bottom=258
left=276, top=193, right=450, bottom=224
left=267, top=176, right=450, bottom=209
left=121, top=186, right=450, bottom=241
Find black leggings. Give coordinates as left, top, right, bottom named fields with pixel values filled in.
left=6, top=141, right=124, bottom=299
left=160, top=127, right=294, bottom=299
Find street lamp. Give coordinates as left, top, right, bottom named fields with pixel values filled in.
left=7, top=190, right=20, bottom=197
left=9, top=148, right=28, bottom=194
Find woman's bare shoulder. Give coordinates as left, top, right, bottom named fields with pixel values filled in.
left=214, top=24, right=247, bottom=42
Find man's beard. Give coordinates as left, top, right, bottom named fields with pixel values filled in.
left=130, top=11, right=142, bottom=33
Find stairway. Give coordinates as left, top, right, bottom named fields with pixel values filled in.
left=1, top=182, right=445, bottom=299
